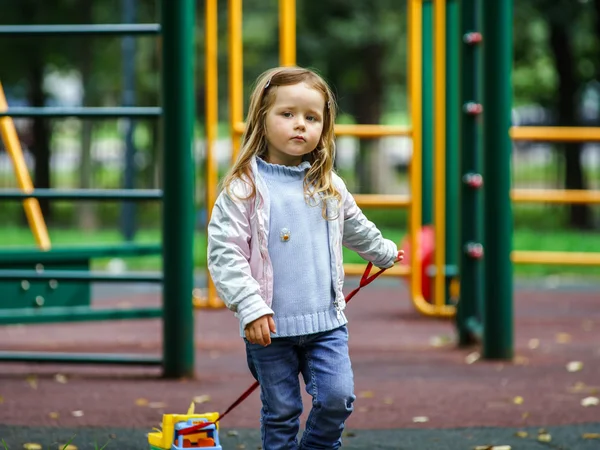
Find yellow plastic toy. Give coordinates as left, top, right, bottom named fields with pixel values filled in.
left=148, top=403, right=221, bottom=450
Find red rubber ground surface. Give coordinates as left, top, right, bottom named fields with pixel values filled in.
left=0, top=285, right=598, bottom=430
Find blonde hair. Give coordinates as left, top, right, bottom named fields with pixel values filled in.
left=221, top=66, right=341, bottom=218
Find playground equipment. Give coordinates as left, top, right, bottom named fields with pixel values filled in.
left=148, top=413, right=222, bottom=450
left=1, top=0, right=599, bottom=370
left=0, top=0, right=196, bottom=377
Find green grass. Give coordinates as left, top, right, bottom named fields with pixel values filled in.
left=1, top=226, right=599, bottom=279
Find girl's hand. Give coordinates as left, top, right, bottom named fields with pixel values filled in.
left=395, top=250, right=405, bottom=263
left=245, top=315, right=277, bottom=346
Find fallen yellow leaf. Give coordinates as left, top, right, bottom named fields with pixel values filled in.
left=566, top=361, right=583, bottom=372
left=581, top=396, right=599, bottom=407
left=26, top=375, right=38, bottom=389
left=513, top=396, right=524, bottom=405
left=60, top=445, right=78, bottom=450
left=583, top=433, right=600, bottom=439
left=515, top=431, right=528, bottom=438
left=555, top=332, right=572, bottom=343
left=193, top=395, right=211, bottom=404
left=514, top=355, right=529, bottom=366
left=527, top=338, right=540, bottom=349
left=23, top=443, right=42, bottom=450
left=149, top=402, right=167, bottom=409
left=429, top=335, right=452, bottom=347
left=538, top=433, right=551, bottom=442
left=358, top=391, right=374, bottom=398
left=412, top=416, right=429, bottom=423
left=135, top=398, right=149, bottom=406
left=48, top=412, right=59, bottom=419
left=71, top=410, right=84, bottom=417
left=465, top=352, right=480, bottom=364
left=54, top=374, right=68, bottom=384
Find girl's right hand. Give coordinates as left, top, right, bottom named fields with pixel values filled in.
left=245, top=315, right=277, bottom=346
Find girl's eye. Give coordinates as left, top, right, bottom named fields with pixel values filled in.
left=282, top=112, right=293, bottom=118
left=306, top=116, right=316, bottom=122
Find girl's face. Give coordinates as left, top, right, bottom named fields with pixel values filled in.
left=264, top=82, right=325, bottom=166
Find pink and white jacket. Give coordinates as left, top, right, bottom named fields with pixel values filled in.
left=207, top=157, right=398, bottom=330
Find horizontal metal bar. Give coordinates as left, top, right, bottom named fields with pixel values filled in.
left=511, top=189, right=600, bottom=204
left=0, top=351, right=161, bottom=365
left=512, top=251, right=600, bottom=266
left=0, top=107, right=161, bottom=118
left=0, top=243, right=161, bottom=264
left=0, top=270, right=163, bottom=282
left=0, top=306, right=162, bottom=324
left=0, top=24, right=161, bottom=36
left=354, top=194, right=411, bottom=208
left=510, top=126, right=600, bottom=142
left=0, top=188, right=163, bottom=201
left=232, top=121, right=413, bottom=138
left=335, top=124, right=413, bottom=138
left=344, top=263, right=409, bottom=277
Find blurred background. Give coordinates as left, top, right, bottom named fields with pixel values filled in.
left=0, top=0, right=598, bottom=280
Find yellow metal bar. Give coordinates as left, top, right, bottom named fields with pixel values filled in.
left=233, top=121, right=412, bottom=138
left=201, top=0, right=224, bottom=309
left=344, top=264, right=410, bottom=277
left=408, top=0, right=454, bottom=318
left=353, top=194, right=411, bottom=208
left=511, top=189, right=600, bottom=204
left=512, top=251, right=600, bottom=266
left=229, top=0, right=243, bottom=162
left=335, top=124, right=412, bottom=138
left=510, top=126, right=600, bottom=142
left=433, top=0, right=446, bottom=308
left=279, top=0, right=296, bottom=66
left=0, top=81, right=51, bottom=250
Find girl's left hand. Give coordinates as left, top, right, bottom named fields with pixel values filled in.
left=395, top=250, right=405, bottom=263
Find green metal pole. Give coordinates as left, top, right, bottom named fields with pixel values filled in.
left=482, top=0, right=513, bottom=359
left=161, top=0, right=196, bottom=378
left=445, top=0, right=460, bottom=305
left=457, top=0, right=484, bottom=345
left=422, top=0, right=434, bottom=225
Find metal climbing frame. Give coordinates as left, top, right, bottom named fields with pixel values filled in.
left=201, top=0, right=454, bottom=317
left=0, top=0, right=196, bottom=378
left=510, top=127, right=600, bottom=266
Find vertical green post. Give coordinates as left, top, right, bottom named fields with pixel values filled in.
left=161, top=0, right=196, bottom=378
left=422, top=0, right=434, bottom=225
left=457, top=0, right=484, bottom=345
left=445, top=0, right=459, bottom=302
left=482, top=0, right=513, bottom=359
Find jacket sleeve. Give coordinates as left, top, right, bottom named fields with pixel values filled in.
left=336, top=176, right=398, bottom=269
left=207, top=188, right=274, bottom=330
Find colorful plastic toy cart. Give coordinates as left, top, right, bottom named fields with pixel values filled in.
left=148, top=412, right=221, bottom=450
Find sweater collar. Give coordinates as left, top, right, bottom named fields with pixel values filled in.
left=256, top=156, right=311, bottom=179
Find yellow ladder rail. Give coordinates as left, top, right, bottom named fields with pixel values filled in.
left=0, top=81, right=51, bottom=250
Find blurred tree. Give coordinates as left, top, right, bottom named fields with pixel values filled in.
left=528, top=0, right=595, bottom=229
left=297, top=0, right=407, bottom=193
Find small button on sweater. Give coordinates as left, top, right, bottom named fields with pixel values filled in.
left=256, top=157, right=347, bottom=337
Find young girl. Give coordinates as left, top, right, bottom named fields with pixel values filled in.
left=207, top=66, right=402, bottom=449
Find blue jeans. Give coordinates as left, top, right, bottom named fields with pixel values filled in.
left=245, top=325, right=355, bottom=450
